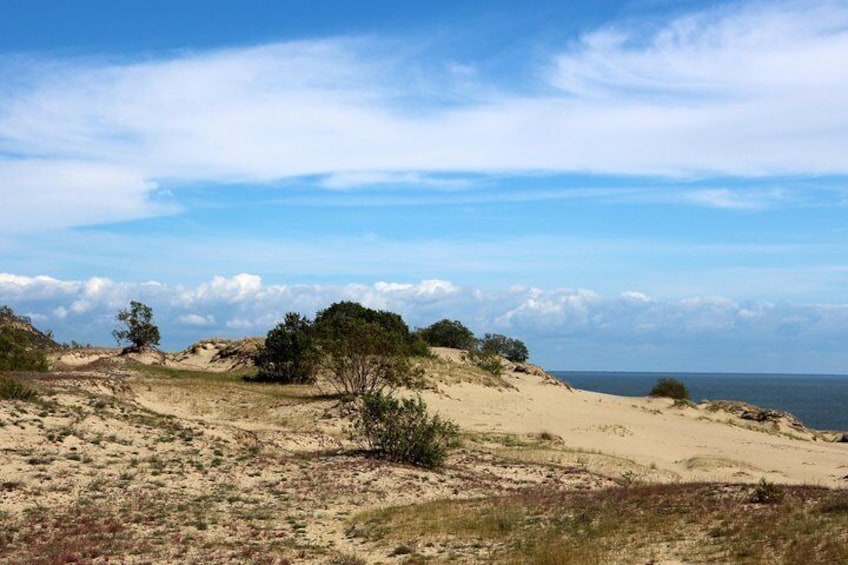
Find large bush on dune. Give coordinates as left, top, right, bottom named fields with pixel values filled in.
left=253, top=312, right=318, bottom=384
left=417, top=319, right=476, bottom=350
left=0, top=305, right=49, bottom=372
left=254, top=301, right=425, bottom=394
left=479, top=333, right=529, bottom=363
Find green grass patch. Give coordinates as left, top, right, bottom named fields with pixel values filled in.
left=349, top=483, right=848, bottom=564
left=0, top=377, right=39, bottom=402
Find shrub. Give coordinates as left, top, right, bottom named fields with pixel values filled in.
left=750, top=478, right=785, bottom=504
left=321, top=316, right=420, bottom=396
left=418, top=319, right=476, bottom=350
left=314, top=301, right=424, bottom=356
left=315, top=302, right=425, bottom=395
left=253, top=312, right=317, bottom=384
left=355, top=392, right=459, bottom=469
left=0, top=376, right=39, bottom=402
left=113, top=301, right=160, bottom=350
left=649, top=377, right=690, bottom=400
left=0, top=325, right=49, bottom=372
left=463, top=348, right=503, bottom=377
left=479, top=333, right=529, bottom=363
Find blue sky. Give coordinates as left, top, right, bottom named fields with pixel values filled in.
left=1, top=0, right=847, bottom=373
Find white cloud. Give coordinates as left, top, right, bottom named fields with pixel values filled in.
left=178, top=313, right=216, bottom=326
left=1, top=2, right=847, bottom=233
left=320, top=172, right=474, bottom=190
left=2, top=272, right=846, bottom=372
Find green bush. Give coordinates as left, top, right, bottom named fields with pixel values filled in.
left=355, top=393, right=459, bottom=469
left=0, top=325, right=49, bottom=372
left=314, top=301, right=424, bottom=356
left=418, top=319, right=476, bottom=350
left=463, top=348, right=503, bottom=377
left=0, top=376, right=39, bottom=402
left=315, top=302, right=426, bottom=395
left=649, top=377, right=690, bottom=400
left=479, top=333, right=529, bottom=363
left=253, top=312, right=317, bottom=384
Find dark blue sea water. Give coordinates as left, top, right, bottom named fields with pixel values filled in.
left=552, top=371, right=848, bottom=432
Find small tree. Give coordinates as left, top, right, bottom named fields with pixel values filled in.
left=113, top=301, right=160, bottom=350
left=320, top=316, right=418, bottom=396
left=480, top=333, right=529, bottom=363
left=313, top=302, right=424, bottom=396
left=355, top=392, right=459, bottom=469
left=253, top=312, right=317, bottom=384
left=649, top=377, right=690, bottom=400
left=418, top=319, right=476, bottom=350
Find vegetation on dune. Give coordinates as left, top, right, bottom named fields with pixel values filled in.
left=252, top=312, right=318, bottom=384
left=315, top=302, right=425, bottom=396
left=355, top=392, right=459, bottom=469
left=479, top=332, right=529, bottom=363
left=649, top=377, right=690, bottom=400
left=0, top=305, right=50, bottom=372
left=112, top=301, right=161, bottom=350
left=0, top=375, right=40, bottom=401
left=417, top=318, right=477, bottom=350
left=349, top=482, right=848, bottom=564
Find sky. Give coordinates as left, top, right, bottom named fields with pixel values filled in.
left=1, top=0, right=847, bottom=373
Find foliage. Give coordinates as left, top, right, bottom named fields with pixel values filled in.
left=314, top=302, right=425, bottom=395
left=112, top=301, right=160, bottom=350
left=314, top=301, right=426, bottom=357
left=463, top=348, right=503, bottom=377
left=479, top=333, right=529, bottom=363
left=320, top=316, right=421, bottom=395
left=354, top=392, right=459, bottom=469
left=750, top=478, right=785, bottom=504
left=417, top=319, right=477, bottom=350
left=350, top=483, right=848, bottom=564
left=0, top=325, right=49, bottom=372
left=253, top=312, right=317, bottom=384
left=649, top=377, right=690, bottom=400
left=0, top=376, right=39, bottom=401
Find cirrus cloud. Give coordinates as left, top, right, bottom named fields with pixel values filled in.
left=1, top=1, right=848, bottom=233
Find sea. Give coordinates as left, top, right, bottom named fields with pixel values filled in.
left=552, top=371, right=848, bottom=432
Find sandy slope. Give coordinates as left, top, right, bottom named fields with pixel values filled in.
left=2, top=345, right=846, bottom=563
left=422, top=374, right=848, bottom=487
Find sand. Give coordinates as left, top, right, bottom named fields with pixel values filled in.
left=1, top=344, right=846, bottom=563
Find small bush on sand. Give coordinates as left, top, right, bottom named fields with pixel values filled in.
left=463, top=348, right=503, bottom=377
left=0, top=376, right=39, bottom=402
left=750, top=478, right=785, bottom=504
left=649, top=377, right=690, bottom=400
left=355, top=393, right=459, bottom=469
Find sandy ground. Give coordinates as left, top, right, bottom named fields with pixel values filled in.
left=1, top=344, right=846, bottom=563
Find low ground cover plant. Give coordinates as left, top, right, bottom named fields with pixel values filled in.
left=0, top=376, right=39, bottom=402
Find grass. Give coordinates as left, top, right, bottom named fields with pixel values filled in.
left=0, top=376, right=39, bottom=402
left=349, top=483, right=848, bottom=563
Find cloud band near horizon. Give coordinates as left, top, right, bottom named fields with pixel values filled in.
left=1, top=272, right=846, bottom=374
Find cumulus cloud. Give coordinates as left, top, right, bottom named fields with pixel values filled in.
left=1, top=272, right=846, bottom=373
left=1, top=1, right=847, bottom=233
